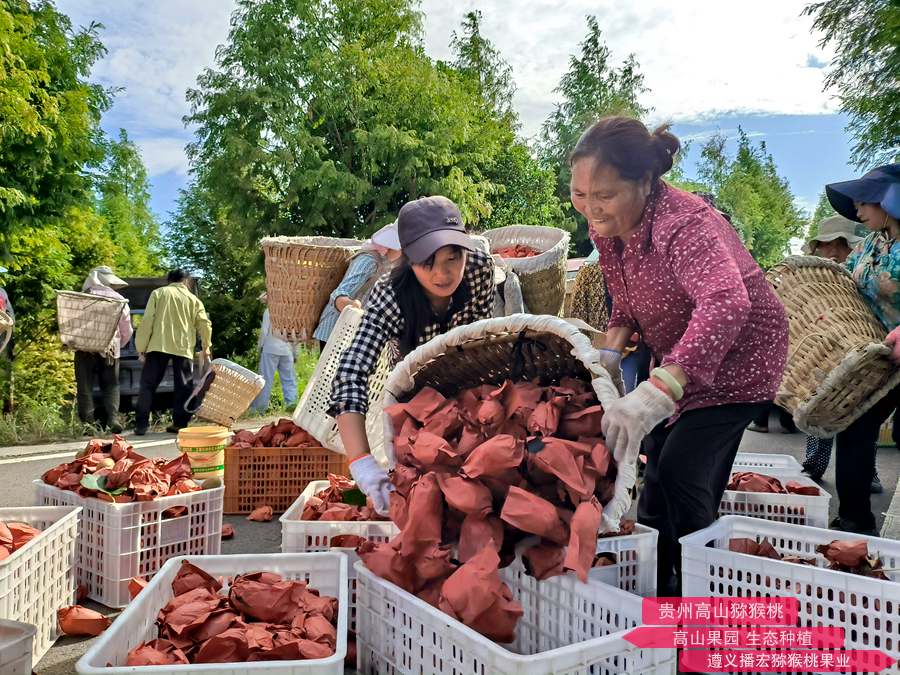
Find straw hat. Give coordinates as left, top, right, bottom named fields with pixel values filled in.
left=802, top=215, right=864, bottom=254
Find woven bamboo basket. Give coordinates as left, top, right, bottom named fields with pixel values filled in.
left=483, top=225, right=570, bottom=316
left=767, top=255, right=900, bottom=437
left=55, top=290, right=126, bottom=354
left=0, top=309, right=12, bottom=353
left=196, top=358, right=266, bottom=427
left=381, top=313, right=628, bottom=533
left=261, top=236, right=362, bottom=343
left=566, top=262, right=609, bottom=331
left=293, top=305, right=394, bottom=465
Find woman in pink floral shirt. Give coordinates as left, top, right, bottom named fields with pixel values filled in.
left=569, top=116, right=788, bottom=595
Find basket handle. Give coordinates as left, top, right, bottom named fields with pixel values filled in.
left=184, top=364, right=216, bottom=414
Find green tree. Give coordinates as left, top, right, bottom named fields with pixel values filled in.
left=0, top=0, right=110, bottom=247
left=176, top=0, right=515, bottom=355
left=168, top=183, right=263, bottom=358
left=539, top=16, right=649, bottom=254
left=807, top=191, right=836, bottom=239
left=480, top=143, right=567, bottom=231
left=96, top=129, right=165, bottom=275
left=448, top=11, right=566, bottom=232
left=803, top=0, right=899, bottom=167
left=450, top=10, right=517, bottom=130
left=696, top=130, right=805, bottom=268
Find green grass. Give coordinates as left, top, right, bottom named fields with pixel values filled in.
left=0, top=345, right=322, bottom=446
left=0, top=402, right=100, bottom=446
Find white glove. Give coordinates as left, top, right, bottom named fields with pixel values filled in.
left=598, top=348, right=625, bottom=395
left=601, top=380, right=675, bottom=466
left=349, top=454, right=393, bottom=516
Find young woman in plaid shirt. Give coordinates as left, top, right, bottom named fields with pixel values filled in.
left=329, top=196, right=496, bottom=513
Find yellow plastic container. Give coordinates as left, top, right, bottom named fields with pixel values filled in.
left=176, top=426, right=232, bottom=481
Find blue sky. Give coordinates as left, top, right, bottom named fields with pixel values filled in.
left=56, top=0, right=856, bottom=224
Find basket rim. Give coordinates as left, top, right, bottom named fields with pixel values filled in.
left=792, top=341, right=900, bottom=437
left=481, top=225, right=570, bottom=274
left=260, top=235, right=363, bottom=249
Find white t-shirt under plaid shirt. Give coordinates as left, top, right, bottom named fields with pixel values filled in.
left=329, top=248, right=495, bottom=416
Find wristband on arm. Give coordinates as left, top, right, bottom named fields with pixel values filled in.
left=650, top=367, right=684, bottom=401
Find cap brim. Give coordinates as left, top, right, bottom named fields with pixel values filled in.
left=404, top=229, right=476, bottom=264
left=100, top=273, right=128, bottom=288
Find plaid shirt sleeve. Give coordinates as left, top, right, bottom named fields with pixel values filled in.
left=328, top=279, right=402, bottom=417
left=467, top=248, right=496, bottom=322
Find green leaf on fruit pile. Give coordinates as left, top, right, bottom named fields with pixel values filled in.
left=80, top=473, right=127, bottom=496
left=341, top=487, right=367, bottom=506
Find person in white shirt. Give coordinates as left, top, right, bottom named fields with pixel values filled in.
left=251, top=292, right=298, bottom=413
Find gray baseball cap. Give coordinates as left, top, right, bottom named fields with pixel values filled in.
left=397, top=196, right=476, bottom=264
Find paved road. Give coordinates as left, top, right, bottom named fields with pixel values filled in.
left=2, top=424, right=897, bottom=673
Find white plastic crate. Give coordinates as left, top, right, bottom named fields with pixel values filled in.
left=35, top=481, right=223, bottom=608
left=681, top=515, right=900, bottom=673
left=77, top=552, right=348, bottom=674
left=355, top=559, right=675, bottom=675
left=281, top=480, right=399, bottom=633
left=592, top=524, right=658, bottom=597
left=0, top=505, right=79, bottom=664
left=281, top=480, right=399, bottom=553
left=0, top=618, right=36, bottom=675
left=720, top=471, right=830, bottom=527
left=882, top=475, right=900, bottom=539
left=731, top=452, right=803, bottom=476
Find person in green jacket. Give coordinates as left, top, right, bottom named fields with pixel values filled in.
left=134, top=269, right=212, bottom=435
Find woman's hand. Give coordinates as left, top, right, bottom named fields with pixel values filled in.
left=601, top=381, right=676, bottom=466
left=886, top=326, right=900, bottom=363
left=597, top=348, right=624, bottom=395
left=349, top=454, right=392, bottom=515
left=334, top=296, right=362, bottom=312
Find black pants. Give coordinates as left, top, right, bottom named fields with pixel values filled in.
left=74, top=351, right=120, bottom=426
left=638, top=401, right=769, bottom=596
left=835, top=384, right=900, bottom=530
left=135, top=351, right=193, bottom=429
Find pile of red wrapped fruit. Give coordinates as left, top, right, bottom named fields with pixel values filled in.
left=229, top=419, right=318, bottom=449
left=727, top=471, right=820, bottom=496
left=493, top=244, right=541, bottom=258
left=125, top=560, right=339, bottom=665
left=41, top=435, right=203, bottom=504
left=358, top=377, right=626, bottom=644
left=0, top=519, right=41, bottom=561
left=729, top=537, right=890, bottom=579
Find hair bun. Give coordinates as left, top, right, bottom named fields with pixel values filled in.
left=651, top=124, right=680, bottom=176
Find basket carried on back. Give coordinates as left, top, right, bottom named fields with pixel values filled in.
left=0, top=309, right=12, bottom=353
left=55, top=290, right=126, bottom=355
left=381, top=313, right=628, bottom=533
left=293, top=305, right=393, bottom=465
left=261, top=236, right=362, bottom=343
left=482, top=225, right=570, bottom=316
left=767, top=255, right=900, bottom=437
left=195, top=358, right=266, bottom=427
left=566, top=261, right=609, bottom=331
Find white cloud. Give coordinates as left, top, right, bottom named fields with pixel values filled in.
left=134, top=137, right=191, bottom=177
left=420, top=0, right=837, bottom=138
left=57, top=0, right=837, bottom=174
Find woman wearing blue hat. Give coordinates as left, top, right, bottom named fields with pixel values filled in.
left=825, top=164, right=900, bottom=534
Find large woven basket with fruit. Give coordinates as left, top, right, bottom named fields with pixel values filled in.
left=482, top=226, right=570, bottom=316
